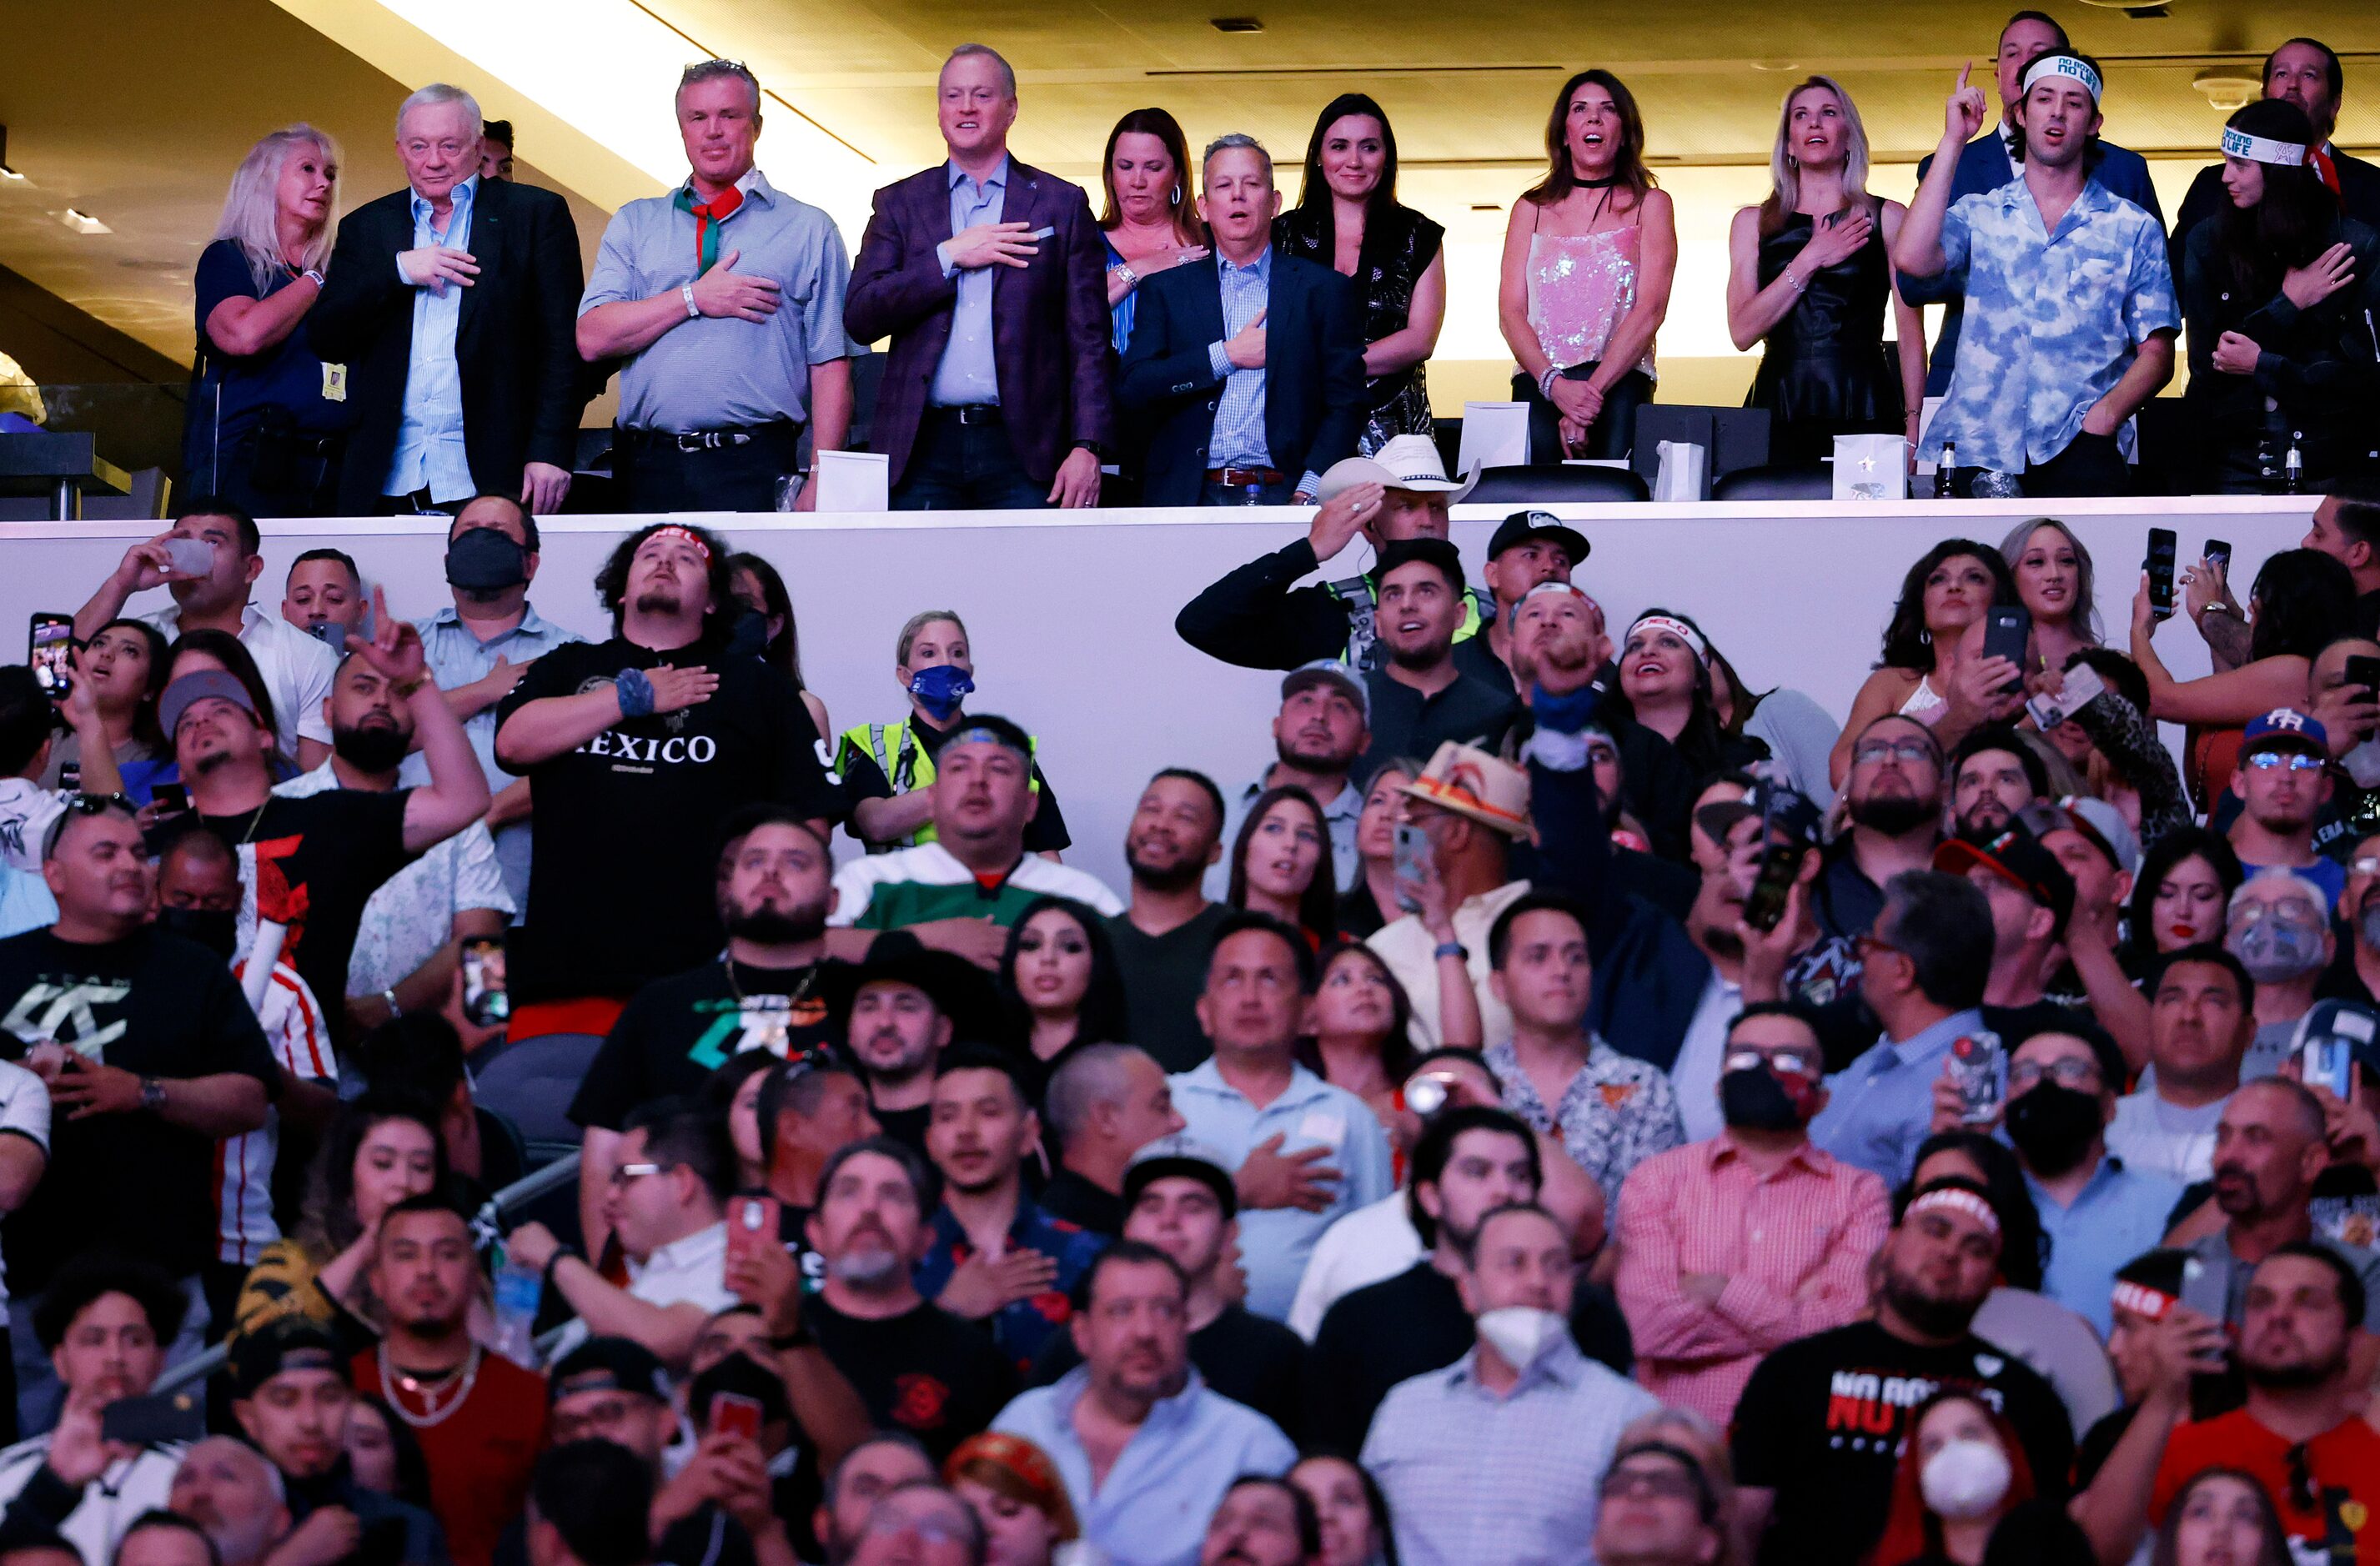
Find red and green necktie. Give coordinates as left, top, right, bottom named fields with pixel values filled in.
left=673, top=183, right=746, bottom=275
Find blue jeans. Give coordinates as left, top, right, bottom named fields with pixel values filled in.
left=891, top=411, right=1049, bottom=511
left=1199, top=479, right=1293, bottom=506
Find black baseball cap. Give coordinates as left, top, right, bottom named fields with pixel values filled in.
left=1122, top=1134, right=1238, bottom=1219
left=550, top=1337, right=671, bottom=1406
left=1936, top=820, right=2076, bottom=936
left=1485, top=510, right=1589, bottom=568
left=229, top=1318, right=344, bottom=1398
left=1368, top=537, right=1466, bottom=595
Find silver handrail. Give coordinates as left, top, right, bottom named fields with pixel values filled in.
left=153, top=1152, right=581, bottom=1395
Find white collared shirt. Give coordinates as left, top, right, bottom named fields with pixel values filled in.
left=143, top=602, right=338, bottom=753
left=1368, top=879, right=1534, bottom=1049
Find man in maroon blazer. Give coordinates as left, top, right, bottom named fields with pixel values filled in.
left=844, top=45, right=1112, bottom=510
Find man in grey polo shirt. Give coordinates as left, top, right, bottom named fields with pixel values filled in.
left=1206, top=661, right=1369, bottom=901
left=578, top=58, right=860, bottom=512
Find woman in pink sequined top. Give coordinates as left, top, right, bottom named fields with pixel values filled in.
left=1498, top=69, right=1677, bottom=462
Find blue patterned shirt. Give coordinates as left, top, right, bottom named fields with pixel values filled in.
left=914, top=1197, right=1106, bottom=1375
left=1205, top=246, right=1275, bottom=469
left=387, top=175, right=478, bottom=501
left=930, top=158, right=1007, bottom=408
left=1921, top=175, right=2178, bottom=474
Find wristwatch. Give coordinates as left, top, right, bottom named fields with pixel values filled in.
left=138, top=1076, right=166, bottom=1113
left=1433, top=941, right=1469, bottom=962
left=301, top=269, right=327, bottom=289
left=680, top=282, right=700, bottom=318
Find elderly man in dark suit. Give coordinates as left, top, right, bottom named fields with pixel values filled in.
left=1895, top=10, right=2162, bottom=397
left=309, top=83, right=585, bottom=517
left=843, top=44, right=1111, bottom=511
left=1117, top=134, right=1366, bottom=509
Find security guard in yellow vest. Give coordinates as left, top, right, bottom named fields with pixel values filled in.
left=837, top=610, right=1070, bottom=854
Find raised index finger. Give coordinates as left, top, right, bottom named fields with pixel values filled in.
left=1955, top=61, right=1972, bottom=91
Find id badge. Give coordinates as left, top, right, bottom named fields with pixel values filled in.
left=1296, top=1110, right=1347, bottom=1148
left=321, top=362, right=349, bottom=403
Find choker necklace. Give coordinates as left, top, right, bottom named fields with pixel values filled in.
left=1574, top=174, right=1622, bottom=188
left=379, top=1342, right=481, bottom=1428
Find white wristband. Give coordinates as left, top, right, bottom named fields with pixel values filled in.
left=681, top=283, right=699, bottom=319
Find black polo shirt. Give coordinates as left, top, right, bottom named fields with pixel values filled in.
left=1356, top=667, right=1521, bottom=777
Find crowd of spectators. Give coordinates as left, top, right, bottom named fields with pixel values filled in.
left=3, top=13, right=2377, bottom=1566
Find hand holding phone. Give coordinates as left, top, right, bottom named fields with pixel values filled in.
left=28, top=614, right=75, bottom=701
left=2145, top=529, right=2179, bottom=623
left=726, top=1194, right=780, bottom=1269
left=1392, top=823, right=1429, bottom=915
left=1981, top=605, right=2031, bottom=693
left=709, top=1392, right=765, bottom=1443
left=461, top=935, right=509, bottom=1027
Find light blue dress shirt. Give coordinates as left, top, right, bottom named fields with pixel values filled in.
left=930, top=158, right=1007, bottom=409
left=992, top=1365, right=1294, bottom=1566
left=387, top=174, right=480, bottom=502
left=1169, top=1057, right=1393, bottom=1320
left=1205, top=247, right=1274, bottom=469
left=1920, top=175, right=2179, bottom=474
left=403, top=601, right=581, bottom=914
left=2028, top=1155, right=2184, bottom=1336
left=1808, top=1007, right=1987, bottom=1186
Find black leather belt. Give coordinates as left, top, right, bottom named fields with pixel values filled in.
left=620, top=422, right=800, bottom=452
left=929, top=404, right=1004, bottom=427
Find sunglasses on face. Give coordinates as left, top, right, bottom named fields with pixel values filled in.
left=2243, top=751, right=2325, bottom=773
left=1854, top=740, right=1936, bottom=767
left=1722, top=1047, right=1816, bottom=1079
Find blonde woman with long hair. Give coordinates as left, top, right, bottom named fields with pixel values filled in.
left=1725, top=77, right=1926, bottom=465
left=184, top=124, right=349, bottom=516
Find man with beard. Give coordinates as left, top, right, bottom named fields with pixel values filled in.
left=165, top=1438, right=294, bottom=1566
left=1305, top=1107, right=1543, bottom=1453
left=349, top=1197, right=547, bottom=1566
left=1206, top=665, right=1368, bottom=901
left=274, top=649, right=514, bottom=1037
left=992, top=1242, right=1294, bottom=1566
left=1928, top=1029, right=2181, bottom=1334
left=510, top=1102, right=736, bottom=1369
left=2106, top=947, right=2256, bottom=1186
left=1614, top=1003, right=1890, bottom=1423
left=1454, top=510, right=1590, bottom=690
left=0, top=804, right=274, bottom=1433
left=1948, top=725, right=2046, bottom=839
left=1349, top=540, right=1519, bottom=780
left=1107, top=770, right=1233, bottom=1072
left=2224, top=871, right=2332, bottom=1076
left=1812, top=715, right=1947, bottom=967
left=2150, top=1246, right=2380, bottom=1563
left=228, top=1319, right=445, bottom=1566
left=1934, top=816, right=2080, bottom=1027
left=915, top=1046, right=1104, bottom=1373
left=2179, top=1079, right=2380, bottom=1335
left=2227, top=710, right=2342, bottom=911
left=0, top=1257, right=189, bottom=1563
left=178, top=602, right=491, bottom=1029
left=1730, top=1177, right=2075, bottom=1566
left=1808, top=871, right=1994, bottom=1185
left=822, top=936, right=992, bottom=1158
left=803, top=1138, right=1014, bottom=1462
left=568, top=808, right=846, bottom=1255
left=496, top=520, right=839, bottom=1035
left=1898, top=51, right=2176, bottom=498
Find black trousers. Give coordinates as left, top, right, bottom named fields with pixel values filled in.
left=616, top=423, right=803, bottom=514
left=1947, top=431, right=2132, bottom=499
left=1514, top=363, right=1653, bottom=463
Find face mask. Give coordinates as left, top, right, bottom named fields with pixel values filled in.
left=158, top=906, right=239, bottom=961
left=1720, top=1067, right=1810, bottom=1132
left=1474, top=1306, right=1565, bottom=1371
left=444, top=527, right=529, bottom=592
left=2231, top=921, right=2325, bottom=984
left=908, top=664, right=975, bottom=722
left=726, top=608, right=771, bottom=662
left=2003, top=1082, right=2102, bottom=1177
left=1919, top=1438, right=2013, bottom=1521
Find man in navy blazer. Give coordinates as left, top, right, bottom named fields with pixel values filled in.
left=843, top=44, right=1111, bottom=510
left=1899, top=10, right=2163, bottom=396
left=1117, top=134, right=1366, bottom=507
left=2168, top=37, right=2380, bottom=270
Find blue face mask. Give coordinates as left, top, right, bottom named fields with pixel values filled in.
left=909, top=664, right=975, bottom=722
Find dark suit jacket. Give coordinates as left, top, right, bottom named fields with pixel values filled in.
left=308, top=178, right=585, bottom=514
left=1900, top=131, right=2164, bottom=394
left=1116, top=249, right=1366, bottom=506
left=843, top=158, right=1112, bottom=488
left=2169, top=146, right=2380, bottom=278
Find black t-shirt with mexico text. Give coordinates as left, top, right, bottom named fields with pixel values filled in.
left=0, top=928, right=279, bottom=1291
left=497, top=637, right=841, bottom=1005
left=203, top=790, right=414, bottom=1016
left=566, top=958, right=848, bottom=1132
left=1731, top=1320, right=2075, bottom=1566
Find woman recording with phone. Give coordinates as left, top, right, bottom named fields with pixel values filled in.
left=1830, top=540, right=2021, bottom=787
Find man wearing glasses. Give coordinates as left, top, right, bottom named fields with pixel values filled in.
left=2227, top=709, right=2343, bottom=913
left=1812, top=715, right=1949, bottom=969
left=1613, top=1001, right=1890, bottom=1423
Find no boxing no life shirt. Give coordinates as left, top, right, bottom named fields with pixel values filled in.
left=496, top=635, right=841, bottom=1006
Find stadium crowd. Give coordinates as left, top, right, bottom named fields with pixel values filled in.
left=0, top=13, right=2376, bottom=1566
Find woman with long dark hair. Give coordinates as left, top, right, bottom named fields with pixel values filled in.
left=1296, top=941, right=1420, bottom=1129
left=1499, top=69, right=1675, bottom=462
left=1830, top=540, right=2020, bottom=786
left=726, top=552, right=830, bottom=740
left=43, top=618, right=170, bottom=795
left=997, top=896, right=1130, bottom=1096
left=2183, top=98, right=2380, bottom=493
left=2152, top=1469, right=2294, bottom=1566
left=1862, top=1390, right=2036, bottom=1566
left=1614, top=609, right=1770, bottom=784
left=1227, top=785, right=1338, bottom=947
left=1292, top=1453, right=1399, bottom=1566
left=1274, top=93, right=1446, bottom=452
left=1098, top=108, right=1209, bottom=356
left=1728, top=77, right=1926, bottom=464
left=2120, top=827, right=2246, bottom=973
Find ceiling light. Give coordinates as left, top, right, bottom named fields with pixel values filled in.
left=59, top=208, right=109, bottom=235
left=1749, top=60, right=1801, bottom=73
left=2192, top=68, right=2259, bottom=111
left=1209, top=17, right=1263, bottom=32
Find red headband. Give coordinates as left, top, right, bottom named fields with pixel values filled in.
left=642, top=525, right=713, bottom=564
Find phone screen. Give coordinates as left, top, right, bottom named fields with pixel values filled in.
left=28, top=615, right=73, bottom=700
left=461, top=936, right=509, bottom=1026
left=2203, top=539, right=2232, bottom=573
left=1744, top=843, right=1806, bottom=933
left=150, top=784, right=190, bottom=816
left=2147, top=530, right=2179, bottom=621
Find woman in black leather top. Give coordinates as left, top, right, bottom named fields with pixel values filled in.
left=1727, top=77, right=1927, bottom=466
